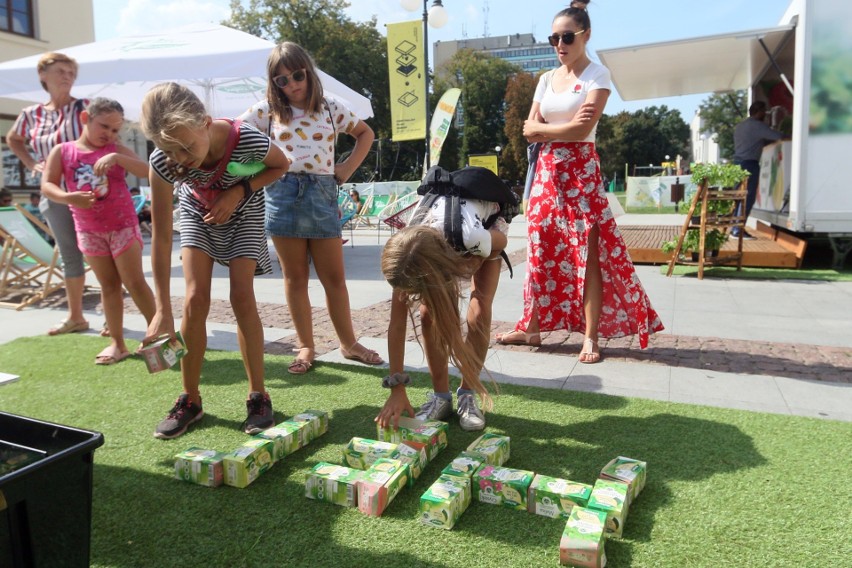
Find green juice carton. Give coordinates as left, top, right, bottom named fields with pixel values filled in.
left=465, top=432, right=510, bottom=466
left=174, top=448, right=226, bottom=487
left=305, top=462, right=364, bottom=507
left=441, top=452, right=484, bottom=479
left=376, top=416, right=448, bottom=461
left=559, top=506, right=608, bottom=567
left=223, top=438, right=274, bottom=488
left=275, top=420, right=313, bottom=450
left=528, top=474, right=593, bottom=519
left=291, top=410, right=329, bottom=443
left=599, top=456, right=646, bottom=504
left=140, top=332, right=186, bottom=373
left=587, top=479, right=629, bottom=538
left=390, top=440, right=429, bottom=485
left=472, top=464, right=535, bottom=511
left=357, top=458, right=410, bottom=517
left=420, top=474, right=471, bottom=530
left=253, top=422, right=303, bottom=462
left=342, top=437, right=399, bottom=470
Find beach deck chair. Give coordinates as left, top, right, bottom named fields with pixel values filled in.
left=0, top=205, right=66, bottom=310
left=338, top=190, right=359, bottom=246
left=377, top=191, right=420, bottom=243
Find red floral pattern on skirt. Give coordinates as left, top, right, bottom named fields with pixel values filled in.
left=516, top=142, right=664, bottom=348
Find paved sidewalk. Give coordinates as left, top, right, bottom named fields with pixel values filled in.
left=2, top=215, right=851, bottom=422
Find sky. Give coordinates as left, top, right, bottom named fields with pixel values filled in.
left=90, top=0, right=791, bottom=120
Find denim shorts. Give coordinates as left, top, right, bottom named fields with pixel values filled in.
left=265, top=173, right=342, bottom=239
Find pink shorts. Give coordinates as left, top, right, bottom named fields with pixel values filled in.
left=77, top=225, right=142, bottom=258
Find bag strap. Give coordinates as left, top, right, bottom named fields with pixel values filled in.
left=197, top=119, right=242, bottom=191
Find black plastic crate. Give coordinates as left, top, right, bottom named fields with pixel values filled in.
left=0, top=412, right=104, bottom=568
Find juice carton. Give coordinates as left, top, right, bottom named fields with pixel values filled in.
left=390, top=440, right=429, bottom=485
left=376, top=416, right=448, bottom=461
left=357, top=458, right=410, bottom=517
left=587, top=479, right=629, bottom=538
left=420, top=474, right=471, bottom=530
left=305, top=462, right=364, bottom=507
left=275, top=420, right=312, bottom=450
left=559, top=506, right=608, bottom=567
left=438, top=472, right=471, bottom=509
left=253, top=422, right=303, bottom=462
left=599, top=456, right=646, bottom=504
left=472, top=464, right=535, bottom=511
left=342, top=437, right=399, bottom=470
left=174, top=447, right=226, bottom=487
left=465, top=432, right=510, bottom=466
left=291, top=410, right=329, bottom=443
left=441, top=452, right=484, bottom=479
left=528, top=474, right=593, bottom=519
left=223, top=438, right=274, bottom=488
left=139, top=332, right=186, bottom=373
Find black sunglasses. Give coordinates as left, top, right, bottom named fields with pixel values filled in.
left=547, top=29, right=586, bottom=47
left=272, top=69, right=307, bottom=88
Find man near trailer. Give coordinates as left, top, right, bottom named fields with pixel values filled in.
left=732, top=101, right=783, bottom=239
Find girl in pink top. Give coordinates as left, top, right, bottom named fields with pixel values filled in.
left=42, top=98, right=156, bottom=365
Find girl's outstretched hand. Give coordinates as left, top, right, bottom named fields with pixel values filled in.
left=203, top=185, right=243, bottom=225
left=142, top=311, right=176, bottom=347
left=93, top=153, right=118, bottom=175
left=375, top=386, right=415, bottom=430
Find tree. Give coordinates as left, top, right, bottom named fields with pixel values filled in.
left=433, top=50, right=520, bottom=171
left=226, top=0, right=396, bottom=181
left=502, top=72, right=538, bottom=185
left=616, top=105, right=690, bottom=175
left=697, top=91, right=746, bottom=160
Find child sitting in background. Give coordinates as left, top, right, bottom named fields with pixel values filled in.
left=41, top=97, right=156, bottom=365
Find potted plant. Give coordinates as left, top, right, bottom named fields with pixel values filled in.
left=662, top=228, right=728, bottom=261
left=691, top=163, right=749, bottom=190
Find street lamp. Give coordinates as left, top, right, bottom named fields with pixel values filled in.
left=401, top=0, right=448, bottom=166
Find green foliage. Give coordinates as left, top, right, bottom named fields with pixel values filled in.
left=501, top=72, right=538, bottom=183
left=690, top=163, right=749, bottom=188
left=697, top=91, right=746, bottom=159
left=662, top=228, right=728, bottom=254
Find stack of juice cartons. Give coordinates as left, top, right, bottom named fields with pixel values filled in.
left=174, top=409, right=328, bottom=489
left=419, top=453, right=481, bottom=530
left=376, top=416, right=448, bottom=462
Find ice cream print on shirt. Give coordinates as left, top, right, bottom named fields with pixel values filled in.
left=73, top=162, right=109, bottom=199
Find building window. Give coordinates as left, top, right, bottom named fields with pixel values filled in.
left=0, top=0, right=34, bottom=37
left=1, top=114, right=39, bottom=190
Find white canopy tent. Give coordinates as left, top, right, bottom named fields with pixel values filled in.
left=0, top=23, right=373, bottom=121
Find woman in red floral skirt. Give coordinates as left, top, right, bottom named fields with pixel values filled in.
left=495, top=0, right=663, bottom=362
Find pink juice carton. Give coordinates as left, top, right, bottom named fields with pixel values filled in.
left=140, top=332, right=186, bottom=373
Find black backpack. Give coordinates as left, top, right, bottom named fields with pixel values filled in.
left=409, top=165, right=520, bottom=275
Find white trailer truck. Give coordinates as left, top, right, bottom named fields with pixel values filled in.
left=598, top=0, right=852, bottom=268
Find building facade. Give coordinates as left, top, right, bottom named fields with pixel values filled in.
left=1, top=0, right=95, bottom=192
left=433, top=33, right=558, bottom=77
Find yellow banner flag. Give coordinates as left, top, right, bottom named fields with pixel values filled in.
left=468, top=154, right=499, bottom=176
left=429, top=88, right=461, bottom=167
left=387, top=20, right=426, bottom=142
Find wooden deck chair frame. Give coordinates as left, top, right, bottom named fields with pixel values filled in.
left=0, top=205, right=66, bottom=310
left=338, top=190, right=359, bottom=247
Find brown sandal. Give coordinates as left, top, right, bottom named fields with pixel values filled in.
left=495, top=330, right=541, bottom=346
left=288, top=347, right=314, bottom=375
left=341, top=343, right=384, bottom=365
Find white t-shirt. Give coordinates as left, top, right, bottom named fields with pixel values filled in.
left=414, top=196, right=502, bottom=258
left=533, top=61, right=611, bottom=143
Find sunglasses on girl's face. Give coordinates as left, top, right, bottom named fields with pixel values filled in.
left=272, top=69, right=307, bottom=88
left=547, top=29, right=586, bottom=47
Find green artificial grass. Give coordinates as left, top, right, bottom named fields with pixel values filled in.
left=1, top=335, right=850, bottom=567
left=662, top=265, right=852, bottom=281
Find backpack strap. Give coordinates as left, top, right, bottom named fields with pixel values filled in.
left=189, top=119, right=242, bottom=208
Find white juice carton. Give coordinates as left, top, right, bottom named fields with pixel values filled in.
left=528, top=474, right=593, bottom=519
left=376, top=416, right=448, bottom=461
left=472, top=464, right=535, bottom=511
left=599, top=456, right=646, bottom=505
left=342, top=437, right=399, bottom=470
left=223, top=438, right=274, bottom=488
left=559, top=506, right=608, bottom=567
left=140, top=332, right=186, bottom=373
left=174, top=447, right=226, bottom=487
left=389, top=440, right=429, bottom=485
left=587, top=479, right=629, bottom=538
left=305, top=462, right=364, bottom=507
left=253, top=423, right=303, bottom=462
left=465, top=433, right=510, bottom=466
left=357, top=458, right=410, bottom=517
left=420, top=474, right=471, bottom=530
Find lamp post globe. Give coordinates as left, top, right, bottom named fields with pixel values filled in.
left=428, top=1, right=448, bottom=28
left=400, top=0, right=420, bottom=11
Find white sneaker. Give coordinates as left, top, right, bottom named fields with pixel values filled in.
left=415, top=393, right=452, bottom=421
left=457, top=393, right=485, bottom=431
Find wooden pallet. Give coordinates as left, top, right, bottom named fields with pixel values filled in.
left=621, top=225, right=804, bottom=268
